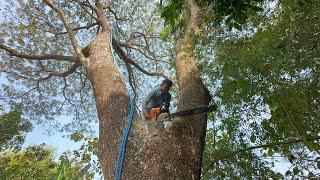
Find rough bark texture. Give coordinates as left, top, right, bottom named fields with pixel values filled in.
left=84, top=32, right=146, bottom=179
left=86, top=1, right=210, bottom=179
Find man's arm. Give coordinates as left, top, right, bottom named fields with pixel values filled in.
left=162, top=94, right=171, bottom=113
left=142, top=88, right=157, bottom=114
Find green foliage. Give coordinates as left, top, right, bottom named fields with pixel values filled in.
left=72, top=163, right=91, bottom=180
left=0, top=144, right=59, bottom=179
left=200, top=0, right=320, bottom=178
left=53, top=159, right=91, bottom=180
left=0, top=144, right=94, bottom=180
left=160, top=0, right=184, bottom=27
left=69, top=132, right=100, bottom=177
left=0, top=106, right=32, bottom=151
left=200, top=0, right=264, bottom=30
left=70, top=132, right=84, bottom=142
left=160, top=0, right=264, bottom=31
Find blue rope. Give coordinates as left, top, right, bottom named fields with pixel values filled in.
left=108, top=29, right=135, bottom=180
left=114, top=95, right=135, bottom=180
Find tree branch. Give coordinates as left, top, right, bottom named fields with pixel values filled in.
left=107, top=7, right=130, bottom=22
left=43, top=0, right=86, bottom=63
left=203, top=135, right=320, bottom=174
left=95, top=2, right=110, bottom=32
left=119, top=42, right=166, bottom=63
left=72, top=0, right=98, bottom=13
left=55, top=22, right=99, bottom=35
left=105, top=0, right=115, bottom=8
left=0, top=62, right=79, bottom=105
left=32, top=58, right=80, bottom=79
left=48, top=62, right=81, bottom=77
left=124, top=62, right=137, bottom=102
left=112, top=38, right=168, bottom=79
left=205, top=135, right=320, bottom=172
left=240, top=135, right=320, bottom=152
left=0, top=44, right=78, bottom=62
left=127, top=31, right=167, bottom=63
left=131, top=31, right=151, bottom=49
left=72, top=0, right=99, bottom=22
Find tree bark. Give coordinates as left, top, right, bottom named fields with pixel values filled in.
left=82, top=31, right=146, bottom=179
left=85, top=1, right=210, bottom=179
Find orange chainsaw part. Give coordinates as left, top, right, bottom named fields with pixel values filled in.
left=150, top=108, right=161, bottom=119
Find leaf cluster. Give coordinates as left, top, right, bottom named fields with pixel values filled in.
left=0, top=106, right=32, bottom=151
left=160, top=0, right=264, bottom=31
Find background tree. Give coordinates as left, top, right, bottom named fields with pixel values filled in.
left=0, top=105, right=32, bottom=151
left=0, top=144, right=94, bottom=179
left=197, top=0, right=320, bottom=178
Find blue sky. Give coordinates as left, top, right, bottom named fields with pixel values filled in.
left=22, top=116, right=84, bottom=157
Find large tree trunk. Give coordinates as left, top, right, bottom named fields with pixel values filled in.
left=83, top=32, right=147, bottom=179
left=85, top=1, right=210, bottom=179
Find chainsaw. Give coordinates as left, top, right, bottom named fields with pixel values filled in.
left=156, top=104, right=217, bottom=122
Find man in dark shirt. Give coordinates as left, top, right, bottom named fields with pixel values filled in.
left=143, top=79, right=172, bottom=120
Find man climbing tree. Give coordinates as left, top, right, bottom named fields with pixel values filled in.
left=143, top=79, right=172, bottom=120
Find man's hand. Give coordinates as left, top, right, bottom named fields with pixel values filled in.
left=160, top=106, right=167, bottom=113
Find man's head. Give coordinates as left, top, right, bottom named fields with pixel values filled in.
left=161, top=79, right=173, bottom=93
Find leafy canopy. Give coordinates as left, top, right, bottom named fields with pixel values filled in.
left=160, top=0, right=264, bottom=31
left=199, top=0, right=320, bottom=178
